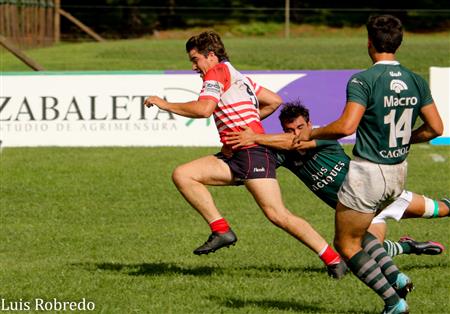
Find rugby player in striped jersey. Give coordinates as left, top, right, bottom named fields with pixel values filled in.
left=145, top=31, right=348, bottom=279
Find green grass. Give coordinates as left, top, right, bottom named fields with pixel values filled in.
left=1, top=29, right=449, bottom=79
left=1, top=145, right=449, bottom=313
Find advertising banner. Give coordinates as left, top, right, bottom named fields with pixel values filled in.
left=430, top=67, right=450, bottom=145
left=0, top=70, right=359, bottom=147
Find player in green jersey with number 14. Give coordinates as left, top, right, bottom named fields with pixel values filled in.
left=293, top=15, right=444, bottom=314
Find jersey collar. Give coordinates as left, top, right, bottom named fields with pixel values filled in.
left=373, top=60, right=400, bottom=66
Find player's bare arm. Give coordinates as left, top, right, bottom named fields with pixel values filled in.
left=225, top=126, right=294, bottom=150
left=256, top=87, right=283, bottom=120
left=225, top=126, right=317, bottom=150
left=295, top=101, right=365, bottom=143
left=410, top=103, right=444, bottom=144
left=144, top=96, right=217, bottom=118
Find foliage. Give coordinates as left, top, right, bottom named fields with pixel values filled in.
left=57, top=1, right=450, bottom=39
left=231, top=22, right=283, bottom=36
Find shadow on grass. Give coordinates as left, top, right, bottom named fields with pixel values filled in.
left=211, top=296, right=374, bottom=314
left=239, top=262, right=449, bottom=276
left=73, top=261, right=333, bottom=277
left=399, top=262, right=449, bottom=271
left=73, top=262, right=219, bottom=276
left=237, top=264, right=326, bottom=275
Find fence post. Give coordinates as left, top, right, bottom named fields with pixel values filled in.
left=285, top=0, right=290, bottom=39
left=54, top=0, right=59, bottom=42
left=46, top=0, right=54, bottom=45
left=59, top=8, right=105, bottom=42
left=0, top=35, right=45, bottom=70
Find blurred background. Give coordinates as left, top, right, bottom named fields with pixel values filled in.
left=1, top=0, right=449, bottom=49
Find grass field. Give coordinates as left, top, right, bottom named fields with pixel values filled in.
left=1, top=26, right=449, bottom=80
left=0, top=145, right=449, bottom=313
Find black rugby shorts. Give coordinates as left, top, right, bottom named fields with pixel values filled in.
left=215, top=145, right=276, bottom=183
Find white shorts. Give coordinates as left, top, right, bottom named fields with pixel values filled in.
left=371, top=190, right=413, bottom=224
left=337, top=157, right=408, bottom=214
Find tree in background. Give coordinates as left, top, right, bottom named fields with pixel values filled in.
left=59, top=0, right=450, bottom=39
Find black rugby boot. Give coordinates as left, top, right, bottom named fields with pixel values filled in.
left=327, top=260, right=349, bottom=279
left=399, top=236, right=444, bottom=255
left=193, top=230, right=237, bottom=255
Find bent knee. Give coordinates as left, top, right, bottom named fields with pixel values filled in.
left=263, top=207, right=291, bottom=227
left=172, top=165, right=194, bottom=187
left=333, top=237, right=360, bottom=261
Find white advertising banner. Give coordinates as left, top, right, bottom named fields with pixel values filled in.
left=430, top=67, right=450, bottom=145
left=0, top=72, right=303, bottom=147
left=3, top=69, right=446, bottom=147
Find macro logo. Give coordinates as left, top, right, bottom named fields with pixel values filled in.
left=390, top=79, right=408, bottom=93
left=162, top=87, right=212, bottom=127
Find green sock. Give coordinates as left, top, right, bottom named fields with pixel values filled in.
left=383, top=240, right=406, bottom=257
left=348, top=250, right=399, bottom=306
left=399, top=241, right=412, bottom=254
left=363, top=233, right=400, bottom=285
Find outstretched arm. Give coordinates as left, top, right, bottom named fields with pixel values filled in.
left=295, top=102, right=365, bottom=143
left=144, top=96, right=217, bottom=118
left=311, top=101, right=365, bottom=140
left=225, top=126, right=317, bottom=150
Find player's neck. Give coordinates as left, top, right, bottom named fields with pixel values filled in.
left=371, top=52, right=396, bottom=63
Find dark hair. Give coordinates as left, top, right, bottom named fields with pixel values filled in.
left=278, top=100, right=310, bottom=126
left=366, top=15, right=403, bottom=53
left=185, top=31, right=229, bottom=62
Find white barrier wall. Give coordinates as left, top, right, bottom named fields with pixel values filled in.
left=2, top=68, right=446, bottom=147
left=0, top=72, right=303, bottom=147
left=430, top=67, right=450, bottom=145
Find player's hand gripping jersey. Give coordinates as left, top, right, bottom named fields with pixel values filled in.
left=198, top=62, right=265, bottom=148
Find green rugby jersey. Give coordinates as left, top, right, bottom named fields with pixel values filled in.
left=275, top=140, right=350, bottom=209
left=347, top=61, right=433, bottom=164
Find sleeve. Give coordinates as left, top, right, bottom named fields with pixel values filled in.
left=315, top=139, right=333, bottom=148
left=198, top=66, right=227, bottom=103
left=416, top=75, right=434, bottom=108
left=346, top=74, right=370, bottom=107
left=246, top=76, right=262, bottom=95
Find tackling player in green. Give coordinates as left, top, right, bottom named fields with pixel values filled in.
left=225, top=101, right=448, bottom=258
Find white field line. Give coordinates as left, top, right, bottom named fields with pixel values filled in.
left=430, top=153, right=446, bottom=162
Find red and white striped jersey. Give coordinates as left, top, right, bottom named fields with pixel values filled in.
left=198, top=62, right=265, bottom=148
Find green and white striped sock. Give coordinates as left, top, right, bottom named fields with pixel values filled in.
left=383, top=240, right=405, bottom=257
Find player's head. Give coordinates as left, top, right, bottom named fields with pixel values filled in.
left=278, top=101, right=312, bottom=136
left=186, top=31, right=229, bottom=77
left=366, top=15, right=403, bottom=55
left=185, top=31, right=229, bottom=62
